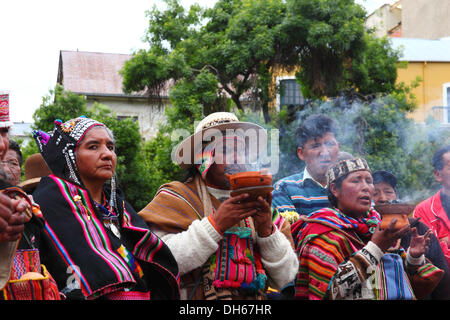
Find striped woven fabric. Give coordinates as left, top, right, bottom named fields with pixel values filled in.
left=292, top=207, right=445, bottom=300
left=374, top=253, right=415, bottom=300
left=292, top=207, right=378, bottom=299
left=2, top=265, right=60, bottom=300
left=49, top=177, right=136, bottom=294
left=212, top=224, right=267, bottom=292
left=295, top=229, right=361, bottom=299
left=2, top=250, right=60, bottom=300
left=139, top=174, right=295, bottom=299
left=34, top=175, right=180, bottom=300
left=408, top=256, right=445, bottom=299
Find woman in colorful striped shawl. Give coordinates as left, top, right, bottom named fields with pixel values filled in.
left=30, top=117, right=180, bottom=300
left=291, top=158, right=443, bottom=300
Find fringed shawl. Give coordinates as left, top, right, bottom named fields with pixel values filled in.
left=293, top=207, right=381, bottom=250
left=139, top=174, right=217, bottom=233
left=291, top=207, right=444, bottom=300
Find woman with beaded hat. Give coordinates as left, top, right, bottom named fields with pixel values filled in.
left=291, top=157, right=444, bottom=300
left=31, top=116, right=180, bottom=300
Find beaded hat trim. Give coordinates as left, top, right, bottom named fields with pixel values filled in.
left=33, top=117, right=105, bottom=185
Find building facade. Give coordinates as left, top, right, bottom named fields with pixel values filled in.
left=57, top=50, right=170, bottom=140
left=365, top=1, right=402, bottom=38
left=10, top=122, right=33, bottom=144
left=402, top=0, right=450, bottom=39
left=391, top=38, right=450, bottom=124
left=365, top=0, right=450, bottom=125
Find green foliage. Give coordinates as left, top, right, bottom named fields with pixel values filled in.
left=122, top=0, right=401, bottom=124
left=266, top=91, right=450, bottom=204
left=122, top=0, right=288, bottom=122
left=32, top=84, right=93, bottom=132
left=144, top=0, right=204, bottom=50
left=282, top=0, right=367, bottom=98
left=118, top=0, right=427, bottom=201
left=350, top=35, right=401, bottom=95
left=141, top=131, right=184, bottom=200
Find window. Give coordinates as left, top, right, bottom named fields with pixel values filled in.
left=280, top=79, right=304, bottom=107
left=446, top=86, right=450, bottom=124
left=443, top=83, right=450, bottom=124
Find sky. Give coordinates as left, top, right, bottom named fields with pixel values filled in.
left=0, top=0, right=393, bottom=124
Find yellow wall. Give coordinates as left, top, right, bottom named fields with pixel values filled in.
left=397, top=61, right=450, bottom=123
left=268, top=65, right=300, bottom=110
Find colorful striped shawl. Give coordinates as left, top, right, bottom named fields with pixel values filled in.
left=292, top=207, right=381, bottom=250
left=33, top=175, right=180, bottom=300
left=291, top=207, right=381, bottom=299
left=291, top=207, right=444, bottom=300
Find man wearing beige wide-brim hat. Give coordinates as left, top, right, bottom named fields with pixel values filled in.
left=173, top=112, right=266, bottom=170
left=139, top=112, right=298, bottom=300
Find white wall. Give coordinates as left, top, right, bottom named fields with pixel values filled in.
left=86, top=96, right=168, bottom=140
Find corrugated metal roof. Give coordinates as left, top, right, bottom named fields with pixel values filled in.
left=59, top=51, right=131, bottom=95
left=391, top=37, right=450, bottom=62
left=58, top=50, right=171, bottom=97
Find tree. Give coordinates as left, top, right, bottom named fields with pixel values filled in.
left=32, top=84, right=93, bottom=132
left=122, top=0, right=287, bottom=122
left=249, top=86, right=450, bottom=204
left=118, top=0, right=425, bottom=200
left=279, top=0, right=362, bottom=98
left=122, top=0, right=401, bottom=123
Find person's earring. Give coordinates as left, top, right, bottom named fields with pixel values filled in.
left=109, top=174, right=117, bottom=211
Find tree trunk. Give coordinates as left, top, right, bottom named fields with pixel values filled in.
left=262, top=100, right=271, bottom=123
left=232, top=95, right=244, bottom=111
